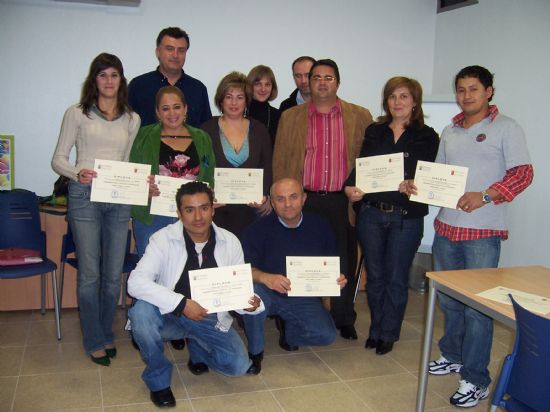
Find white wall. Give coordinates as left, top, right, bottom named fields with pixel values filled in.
left=432, top=0, right=550, bottom=267
left=0, top=0, right=436, bottom=196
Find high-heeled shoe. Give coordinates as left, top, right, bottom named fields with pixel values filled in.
left=90, top=354, right=110, bottom=366
left=105, top=347, right=117, bottom=358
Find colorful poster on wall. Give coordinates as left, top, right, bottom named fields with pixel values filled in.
left=0, top=135, right=14, bottom=190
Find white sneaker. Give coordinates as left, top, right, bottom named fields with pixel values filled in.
left=428, top=355, right=462, bottom=375
left=450, top=379, right=489, bottom=408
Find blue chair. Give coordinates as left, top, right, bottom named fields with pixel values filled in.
left=0, top=189, right=61, bottom=340
left=59, top=228, right=140, bottom=310
left=490, top=295, right=550, bottom=411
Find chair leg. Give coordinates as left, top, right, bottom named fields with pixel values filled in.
left=51, top=269, right=62, bottom=340
left=58, top=263, right=65, bottom=317
left=41, top=273, right=46, bottom=315
left=121, top=272, right=127, bottom=309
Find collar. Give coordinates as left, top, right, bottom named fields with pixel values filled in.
left=155, top=66, right=184, bottom=84
left=308, top=98, right=341, bottom=117
left=452, top=104, right=499, bottom=128
left=277, top=213, right=304, bottom=228
left=296, top=90, right=305, bottom=105
left=91, top=104, right=122, bottom=121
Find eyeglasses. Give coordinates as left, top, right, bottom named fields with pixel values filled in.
left=311, top=75, right=336, bottom=82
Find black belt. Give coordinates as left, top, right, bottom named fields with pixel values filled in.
left=304, top=189, right=341, bottom=196
left=365, top=200, right=406, bottom=214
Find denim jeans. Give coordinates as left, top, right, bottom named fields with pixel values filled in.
left=129, top=300, right=250, bottom=391
left=433, top=233, right=501, bottom=388
left=356, top=205, right=423, bottom=342
left=67, top=181, right=130, bottom=354
left=133, top=215, right=178, bottom=256
left=243, top=283, right=336, bottom=355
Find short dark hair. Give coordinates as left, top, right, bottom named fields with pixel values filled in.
left=378, top=76, right=425, bottom=128
left=454, top=65, right=495, bottom=101
left=309, top=59, right=340, bottom=83
left=175, top=181, right=214, bottom=210
left=214, top=71, right=251, bottom=112
left=247, top=65, right=278, bottom=101
left=79, top=53, right=131, bottom=117
left=292, top=56, right=316, bottom=71
left=156, top=27, right=190, bottom=48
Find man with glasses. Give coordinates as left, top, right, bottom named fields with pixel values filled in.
left=273, top=59, right=372, bottom=340
left=128, top=27, right=212, bottom=127
left=279, top=56, right=316, bottom=113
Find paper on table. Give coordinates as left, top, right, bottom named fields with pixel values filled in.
left=355, top=153, right=404, bottom=194
left=477, top=286, right=550, bottom=315
left=214, top=168, right=263, bottom=204
left=90, top=159, right=150, bottom=206
left=150, top=175, right=194, bottom=217
left=286, top=256, right=340, bottom=297
left=189, top=263, right=254, bottom=313
left=410, top=161, right=468, bottom=209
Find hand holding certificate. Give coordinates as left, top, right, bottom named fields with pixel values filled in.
left=286, top=256, right=341, bottom=297
left=90, top=159, right=150, bottom=206
left=150, top=175, right=194, bottom=217
left=356, top=153, right=404, bottom=193
left=214, top=168, right=263, bottom=204
left=410, top=161, right=468, bottom=209
left=189, top=263, right=254, bottom=313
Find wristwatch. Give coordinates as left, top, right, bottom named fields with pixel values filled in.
left=481, top=190, right=491, bottom=204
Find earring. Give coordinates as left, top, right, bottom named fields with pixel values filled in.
left=244, top=108, right=248, bottom=118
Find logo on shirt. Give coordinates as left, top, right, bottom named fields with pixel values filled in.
left=476, top=133, right=486, bottom=142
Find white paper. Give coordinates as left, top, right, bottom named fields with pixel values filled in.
left=189, top=263, right=254, bottom=313
left=90, top=159, right=150, bottom=206
left=477, top=286, right=550, bottom=315
left=150, top=175, right=194, bottom=217
left=286, top=256, right=340, bottom=297
left=410, top=161, right=468, bottom=209
left=355, top=153, right=404, bottom=194
left=214, top=168, right=263, bottom=204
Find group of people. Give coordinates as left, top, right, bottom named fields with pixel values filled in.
left=51, top=25, right=533, bottom=409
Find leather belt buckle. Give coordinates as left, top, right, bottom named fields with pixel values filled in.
left=378, top=202, right=394, bottom=213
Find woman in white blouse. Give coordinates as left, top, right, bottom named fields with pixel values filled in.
left=52, top=53, right=140, bottom=366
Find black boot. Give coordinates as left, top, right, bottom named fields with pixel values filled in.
left=274, top=316, right=298, bottom=351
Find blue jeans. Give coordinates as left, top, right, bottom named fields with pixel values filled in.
left=67, top=181, right=130, bottom=354
left=433, top=233, right=501, bottom=388
left=243, top=283, right=336, bottom=355
left=129, top=300, right=250, bottom=391
left=356, top=205, right=423, bottom=342
left=133, top=215, right=178, bottom=256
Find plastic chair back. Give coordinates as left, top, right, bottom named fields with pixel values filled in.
left=491, top=295, right=550, bottom=411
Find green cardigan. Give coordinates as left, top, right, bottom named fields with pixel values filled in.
left=129, top=122, right=216, bottom=225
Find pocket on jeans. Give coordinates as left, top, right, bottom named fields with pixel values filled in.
left=68, top=183, right=94, bottom=220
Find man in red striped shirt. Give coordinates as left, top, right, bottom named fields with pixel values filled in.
left=428, top=65, right=533, bottom=408
left=273, top=59, right=373, bottom=340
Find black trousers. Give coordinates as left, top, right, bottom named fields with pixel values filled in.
left=304, top=191, right=357, bottom=328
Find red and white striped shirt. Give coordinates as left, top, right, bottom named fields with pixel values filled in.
left=303, top=100, right=347, bottom=192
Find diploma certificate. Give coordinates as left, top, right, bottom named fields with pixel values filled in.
left=410, top=161, right=468, bottom=209
left=189, top=263, right=254, bottom=313
left=356, top=153, right=404, bottom=193
left=477, top=286, right=550, bottom=316
left=150, top=175, right=194, bottom=217
left=286, top=256, right=340, bottom=297
left=214, top=168, right=263, bottom=204
left=90, top=159, right=150, bottom=206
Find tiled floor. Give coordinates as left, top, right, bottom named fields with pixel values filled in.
left=0, top=291, right=514, bottom=412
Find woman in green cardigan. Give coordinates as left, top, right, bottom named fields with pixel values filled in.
left=130, top=86, right=215, bottom=255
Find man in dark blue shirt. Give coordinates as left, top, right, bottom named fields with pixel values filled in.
left=128, top=27, right=212, bottom=128
left=241, top=178, right=347, bottom=374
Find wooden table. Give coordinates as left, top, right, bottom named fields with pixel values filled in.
left=415, top=265, right=550, bottom=412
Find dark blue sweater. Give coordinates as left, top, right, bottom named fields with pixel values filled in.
left=241, top=213, right=338, bottom=276
left=128, top=68, right=212, bottom=128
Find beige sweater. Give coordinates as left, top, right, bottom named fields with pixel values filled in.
left=51, top=104, right=141, bottom=181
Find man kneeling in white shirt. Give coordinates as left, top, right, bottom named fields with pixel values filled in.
left=128, top=181, right=261, bottom=408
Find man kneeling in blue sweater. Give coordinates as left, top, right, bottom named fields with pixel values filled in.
left=241, top=178, right=347, bottom=373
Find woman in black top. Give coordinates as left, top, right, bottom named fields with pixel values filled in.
left=345, top=77, right=439, bottom=355
left=246, top=65, right=280, bottom=147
